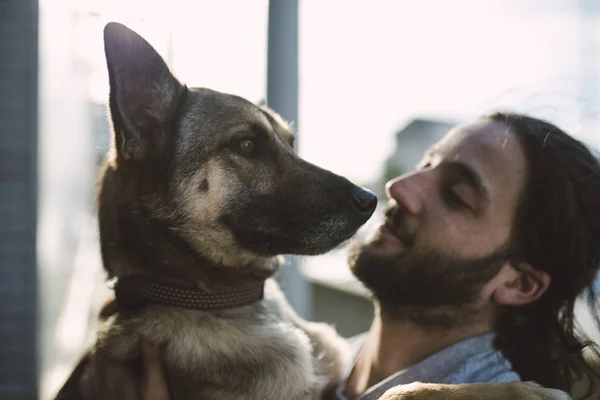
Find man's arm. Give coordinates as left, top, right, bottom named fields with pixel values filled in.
left=140, top=340, right=171, bottom=400
left=80, top=339, right=171, bottom=400
left=378, top=382, right=571, bottom=400
left=104, top=342, right=573, bottom=400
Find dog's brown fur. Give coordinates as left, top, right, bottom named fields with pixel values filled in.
left=54, top=22, right=570, bottom=400
left=54, top=21, right=376, bottom=400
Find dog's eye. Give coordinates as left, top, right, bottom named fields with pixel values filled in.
left=236, top=138, right=255, bottom=155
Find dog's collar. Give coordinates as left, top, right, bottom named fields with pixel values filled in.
left=111, top=276, right=264, bottom=313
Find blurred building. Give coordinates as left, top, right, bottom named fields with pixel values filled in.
left=364, top=117, right=457, bottom=199
left=388, top=118, right=457, bottom=174
left=0, top=1, right=39, bottom=399
left=90, top=102, right=111, bottom=166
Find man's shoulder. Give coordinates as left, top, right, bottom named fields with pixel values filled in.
left=442, top=353, right=521, bottom=384
left=436, top=334, right=521, bottom=384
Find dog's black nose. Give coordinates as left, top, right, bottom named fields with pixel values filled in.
left=350, top=188, right=378, bottom=215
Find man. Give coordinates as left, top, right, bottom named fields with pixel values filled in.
left=339, top=111, right=600, bottom=399
left=106, top=112, right=600, bottom=399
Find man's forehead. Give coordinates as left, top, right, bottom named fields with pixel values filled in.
left=428, top=119, right=527, bottom=197
left=433, top=120, right=513, bottom=152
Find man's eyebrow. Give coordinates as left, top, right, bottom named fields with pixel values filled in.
left=427, top=148, right=490, bottom=200
left=447, top=161, right=490, bottom=200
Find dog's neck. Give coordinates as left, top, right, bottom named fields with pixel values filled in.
left=108, top=253, right=278, bottom=292
left=104, top=236, right=279, bottom=293
left=112, top=274, right=266, bottom=313
left=98, top=194, right=279, bottom=293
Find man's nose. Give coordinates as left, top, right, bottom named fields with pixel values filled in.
left=385, top=172, right=426, bottom=215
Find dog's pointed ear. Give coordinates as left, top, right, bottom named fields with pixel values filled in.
left=103, top=22, right=186, bottom=161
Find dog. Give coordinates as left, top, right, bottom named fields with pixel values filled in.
left=54, top=21, right=377, bottom=400
left=54, top=22, right=571, bottom=400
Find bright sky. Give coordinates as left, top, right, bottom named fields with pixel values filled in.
left=298, top=1, right=600, bottom=185
left=60, top=0, right=600, bottom=186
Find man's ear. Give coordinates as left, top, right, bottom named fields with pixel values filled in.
left=491, top=263, right=551, bottom=306
left=103, top=22, right=186, bottom=161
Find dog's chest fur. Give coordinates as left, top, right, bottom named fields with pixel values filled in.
left=98, top=279, right=348, bottom=400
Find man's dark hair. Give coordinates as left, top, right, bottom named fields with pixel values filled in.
left=486, top=112, right=600, bottom=397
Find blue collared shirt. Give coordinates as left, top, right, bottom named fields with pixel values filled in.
left=336, top=332, right=520, bottom=400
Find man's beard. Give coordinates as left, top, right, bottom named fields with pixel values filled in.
left=348, top=235, right=512, bottom=328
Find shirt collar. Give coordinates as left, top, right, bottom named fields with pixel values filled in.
left=338, top=332, right=498, bottom=400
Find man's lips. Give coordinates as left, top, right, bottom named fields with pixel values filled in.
left=381, top=220, right=413, bottom=246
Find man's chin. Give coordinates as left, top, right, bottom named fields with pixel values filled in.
left=347, top=236, right=402, bottom=284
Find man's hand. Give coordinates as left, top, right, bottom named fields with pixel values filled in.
left=140, top=339, right=171, bottom=400
left=85, top=338, right=171, bottom=400
left=377, top=382, right=571, bottom=400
